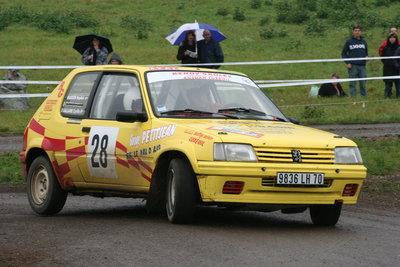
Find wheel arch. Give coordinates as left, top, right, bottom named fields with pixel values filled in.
left=146, top=150, right=194, bottom=214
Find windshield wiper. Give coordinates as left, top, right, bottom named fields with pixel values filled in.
left=218, top=108, right=287, bottom=121
left=218, top=107, right=266, bottom=116
left=161, top=109, right=239, bottom=119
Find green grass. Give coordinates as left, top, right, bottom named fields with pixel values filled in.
left=0, top=152, right=23, bottom=183
left=0, top=0, right=400, bottom=132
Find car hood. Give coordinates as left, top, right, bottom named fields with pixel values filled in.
left=168, top=119, right=356, bottom=148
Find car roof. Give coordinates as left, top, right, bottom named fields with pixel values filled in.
left=70, top=65, right=246, bottom=76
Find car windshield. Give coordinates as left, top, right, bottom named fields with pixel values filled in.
left=146, top=70, right=287, bottom=121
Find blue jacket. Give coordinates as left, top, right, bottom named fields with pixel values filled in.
left=197, top=39, right=224, bottom=69
left=341, top=37, right=368, bottom=65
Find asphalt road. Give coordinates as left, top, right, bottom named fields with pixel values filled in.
left=0, top=192, right=399, bottom=266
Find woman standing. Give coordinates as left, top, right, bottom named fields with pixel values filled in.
left=82, top=37, right=109, bottom=65
left=382, top=33, right=400, bottom=98
left=176, top=31, right=198, bottom=65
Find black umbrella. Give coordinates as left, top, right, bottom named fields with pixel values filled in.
left=73, top=34, right=113, bottom=54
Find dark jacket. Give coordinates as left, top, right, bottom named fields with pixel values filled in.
left=341, top=37, right=368, bottom=65
left=382, top=42, right=399, bottom=82
left=176, top=43, right=198, bottom=64
left=318, top=83, right=346, bottom=97
left=197, top=39, right=224, bottom=69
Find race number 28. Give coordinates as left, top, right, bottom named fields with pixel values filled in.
left=87, top=127, right=119, bottom=178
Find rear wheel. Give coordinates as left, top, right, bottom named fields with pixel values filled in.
left=309, top=203, right=342, bottom=226
left=166, top=158, right=199, bottom=223
left=27, top=156, right=68, bottom=215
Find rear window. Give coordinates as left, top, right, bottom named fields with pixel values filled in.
left=61, top=72, right=99, bottom=118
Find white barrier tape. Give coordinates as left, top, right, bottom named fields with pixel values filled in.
left=0, top=93, right=50, bottom=99
left=1, top=55, right=400, bottom=70
left=258, top=75, right=400, bottom=88
left=161, top=56, right=400, bottom=67
left=255, top=79, right=333, bottom=83
left=0, top=81, right=61, bottom=84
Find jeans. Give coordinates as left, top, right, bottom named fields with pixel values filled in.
left=348, top=64, right=367, bottom=97
left=384, top=80, right=400, bottom=98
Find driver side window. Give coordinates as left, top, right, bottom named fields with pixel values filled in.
left=90, top=73, right=144, bottom=120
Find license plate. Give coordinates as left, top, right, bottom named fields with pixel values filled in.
left=276, top=172, right=324, bottom=185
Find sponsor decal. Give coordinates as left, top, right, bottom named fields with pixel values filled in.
left=141, top=124, right=176, bottom=144
left=57, top=81, right=65, bottom=98
left=208, top=126, right=263, bottom=138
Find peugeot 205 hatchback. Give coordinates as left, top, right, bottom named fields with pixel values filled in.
left=21, top=65, right=367, bottom=226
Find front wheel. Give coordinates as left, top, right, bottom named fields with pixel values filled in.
left=309, top=203, right=342, bottom=226
left=166, top=158, right=199, bottom=224
left=27, top=156, right=68, bottom=215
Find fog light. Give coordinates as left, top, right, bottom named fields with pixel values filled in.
left=342, top=184, right=358, bottom=196
left=223, top=181, right=244, bottom=194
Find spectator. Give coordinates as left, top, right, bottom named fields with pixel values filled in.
left=378, top=27, right=400, bottom=56
left=318, top=73, right=346, bottom=97
left=197, top=30, right=224, bottom=69
left=341, top=25, right=368, bottom=97
left=176, top=31, right=198, bottom=65
left=382, top=33, right=400, bottom=98
left=82, top=37, right=108, bottom=65
left=0, top=65, right=29, bottom=110
left=108, top=53, right=123, bottom=64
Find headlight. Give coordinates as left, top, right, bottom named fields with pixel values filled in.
left=214, top=143, right=257, bottom=162
left=334, top=147, right=363, bottom=164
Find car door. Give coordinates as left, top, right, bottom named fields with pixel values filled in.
left=60, top=71, right=153, bottom=187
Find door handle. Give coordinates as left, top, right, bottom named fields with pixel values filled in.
left=82, top=127, right=91, bottom=133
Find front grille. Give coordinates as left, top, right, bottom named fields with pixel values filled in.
left=262, top=177, right=332, bottom=188
left=254, top=146, right=334, bottom=164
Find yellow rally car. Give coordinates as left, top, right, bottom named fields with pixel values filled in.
left=20, top=65, right=366, bottom=226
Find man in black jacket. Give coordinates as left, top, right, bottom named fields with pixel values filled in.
left=197, top=30, right=224, bottom=69
left=341, top=25, right=368, bottom=97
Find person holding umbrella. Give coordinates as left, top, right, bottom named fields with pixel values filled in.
left=197, top=30, right=224, bottom=69
left=81, top=37, right=108, bottom=65
left=176, top=31, right=198, bottom=65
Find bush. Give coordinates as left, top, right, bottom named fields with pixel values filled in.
left=301, top=106, right=325, bottom=119
left=120, top=15, right=153, bottom=39
left=260, top=27, right=287, bottom=39
left=304, top=19, right=327, bottom=36
left=216, top=8, right=229, bottom=16
left=67, top=12, right=98, bottom=28
left=250, top=0, right=262, bottom=9
left=233, top=7, right=246, bottom=21
left=275, top=2, right=310, bottom=24
left=35, top=13, right=72, bottom=34
left=0, top=13, right=11, bottom=31
left=3, top=4, right=32, bottom=24
left=375, top=0, right=391, bottom=6
left=264, top=0, right=273, bottom=5
left=259, top=17, right=270, bottom=26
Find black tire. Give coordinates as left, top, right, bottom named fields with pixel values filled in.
left=27, top=156, right=68, bottom=215
left=166, top=158, right=199, bottom=224
left=309, top=203, right=342, bottom=226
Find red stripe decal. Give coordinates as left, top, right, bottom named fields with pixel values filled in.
left=117, top=157, right=130, bottom=168
left=84, top=136, right=89, bottom=145
left=42, top=136, right=66, bottom=151
left=66, top=145, right=85, bottom=161
left=66, top=136, right=80, bottom=140
left=116, top=141, right=127, bottom=153
left=138, top=158, right=153, bottom=173
left=128, top=158, right=140, bottom=170
left=29, top=119, right=45, bottom=135
left=141, top=173, right=152, bottom=182
left=57, top=162, right=71, bottom=178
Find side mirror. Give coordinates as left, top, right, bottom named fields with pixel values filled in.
left=288, top=117, right=300, bottom=125
left=116, top=111, right=148, bottom=123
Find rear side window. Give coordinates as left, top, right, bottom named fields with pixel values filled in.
left=61, top=72, right=99, bottom=117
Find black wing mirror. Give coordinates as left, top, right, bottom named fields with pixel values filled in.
left=116, top=111, right=148, bottom=123
left=288, top=117, right=300, bottom=124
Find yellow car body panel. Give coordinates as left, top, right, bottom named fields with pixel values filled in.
left=21, top=65, right=367, bottom=210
